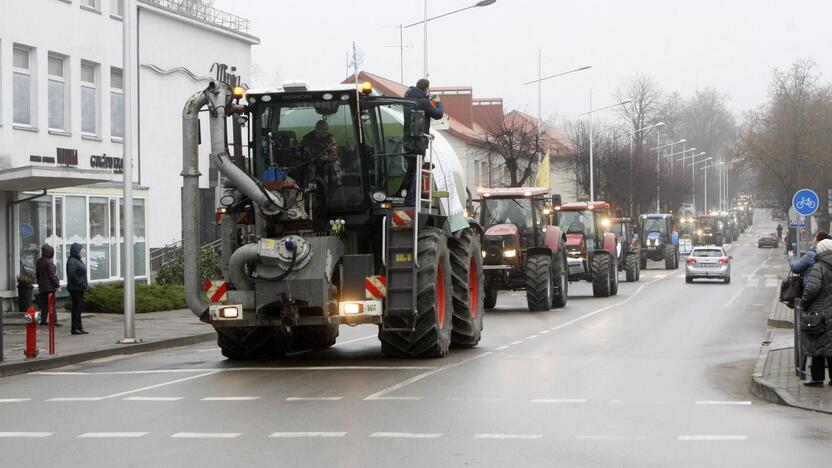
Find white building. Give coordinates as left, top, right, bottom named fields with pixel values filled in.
left=0, top=0, right=257, bottom=307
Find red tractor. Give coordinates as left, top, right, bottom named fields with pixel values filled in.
left=556, top=201, right=620, bottom=297
left=477, top=187, right=567, bottom=311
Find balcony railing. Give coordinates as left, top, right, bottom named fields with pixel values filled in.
left=141, top=0, right=250, bottom=35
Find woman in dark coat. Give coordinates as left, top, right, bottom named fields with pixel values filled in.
left=35, top=244, right=61, bottom=326
left=800, top=239, right=832, bottom=386
left=66, top=243, right=89, bottom=335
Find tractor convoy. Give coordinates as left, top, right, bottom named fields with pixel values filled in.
left=179, top=78, right=753, bottom=360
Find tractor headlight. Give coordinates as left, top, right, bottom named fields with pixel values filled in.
left=503, top=249, right=517, bottom=258
left=344, top=303, right=361, bottom=314
left=219, top=306, right=240, bottom=319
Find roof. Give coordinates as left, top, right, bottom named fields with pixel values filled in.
left=477, top=187, right=550, bottom=198
left=342, top=71, right=407, bottom=98
left=557, top=201, right=611, bottom=211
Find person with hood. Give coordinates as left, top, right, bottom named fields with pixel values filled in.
left=35, top=244, right=61, bottom=326
left=790, top=230, right=830, bottom=287
left=799, top=238, right=832, bottom=386
left=66, top=243, right=89, bottom=335
left=404, top=78, right=444, bottom=133
left=776, top=223, right=783, bottom=241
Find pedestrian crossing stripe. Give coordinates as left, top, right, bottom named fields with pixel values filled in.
left=365, top=276, right=387, bottom=299
left=204, top=280, right=228, bottom=303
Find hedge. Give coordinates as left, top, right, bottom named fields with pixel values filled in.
left=82, top=283, right=187, bottom=314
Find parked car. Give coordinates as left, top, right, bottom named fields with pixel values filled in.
left=757, top=233, right=779, bottom=248
left=685, top=246, right=732, bottom=284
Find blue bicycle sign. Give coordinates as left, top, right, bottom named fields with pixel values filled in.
left=793, top=188, right=819, bottom=216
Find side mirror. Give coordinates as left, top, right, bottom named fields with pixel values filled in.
left=404, top=110, right=428, bottom=155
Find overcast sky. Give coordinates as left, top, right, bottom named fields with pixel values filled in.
left=214, top=0, right=832, bottom=124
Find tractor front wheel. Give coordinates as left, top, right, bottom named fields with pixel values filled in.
left=592, top=254, right=612, bottom=298
left=551, top=251, right=568, bottom=309
left=625, top=252, right=639, bottom=282
left=449, top=229, right=484, bottom=348
left=525, top=254, right=553, bottom=311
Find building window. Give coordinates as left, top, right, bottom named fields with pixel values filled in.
left=18, top=196, right=53, bottom=275
left=110, top=68, right=124, bottom=138
left=82, top=0, right=99, bottom=10
left=89, top=197, right=111, bottom=280
left=48, top=54, right=68, bottom=132
left=12, top=46, right=34, bottom=127
left=110, top=0, right=124, bottom=17
left=81, top=62, right=98, bottom=136
left=120, top=198, right=147, bottom=277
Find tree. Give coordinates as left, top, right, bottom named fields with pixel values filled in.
left=476, top=110, right=545, bottom=187
left=613, top=73, right=663, bottom=151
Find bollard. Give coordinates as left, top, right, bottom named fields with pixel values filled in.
left=48, top=293, right=56, bottom=355
left=24, top=306, right=40, bottom=359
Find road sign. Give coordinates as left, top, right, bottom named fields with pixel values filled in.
left=792, top=188, right=819, bottom=216
left=789, top=221, right=806, bottom=228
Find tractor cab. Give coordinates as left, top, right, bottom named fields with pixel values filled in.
left=555, top=201, right=620, bottom=297
left=638, top=214, right=679, bottom=270
left=478, top=187, right=554, bottom=265
left=694, top=215, right=724, bottom=246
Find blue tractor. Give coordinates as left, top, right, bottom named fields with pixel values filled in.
left=638, top=214, right=679, bottom=270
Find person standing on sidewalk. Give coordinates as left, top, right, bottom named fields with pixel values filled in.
left=790, top=231, right=830, bottom=287
left=799, top=238, right=832, bottom=386
left=777, top=223, right=783, bottom=242
left=35, top=244, right=62, bottom=326
left=66, top=243, right=89, bottom=335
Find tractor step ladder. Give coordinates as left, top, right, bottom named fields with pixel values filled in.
left=383, top=208, right=418, bottom=332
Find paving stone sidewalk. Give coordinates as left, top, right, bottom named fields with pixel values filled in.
left=0, top=309, right=215, bottom=377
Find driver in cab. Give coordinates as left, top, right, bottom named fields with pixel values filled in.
left=302, top=120, right=342, bottom=185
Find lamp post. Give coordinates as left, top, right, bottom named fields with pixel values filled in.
left=700, top=163, right=717, bottom=213
left=650, top=138, right=686, bottom=211
left=120, top=0, right=137, bottom=344
left=522, top=63, right=591, bottom=154
left=404, top=0, right=496, bottom=79
left=576, top=99, right=631, bottom=201
left=689, top=156, right=712, bottom=213
left=623, top=122, right=665, bottom=217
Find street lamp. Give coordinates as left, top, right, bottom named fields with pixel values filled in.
left=624, top=122, right=665, bottom=216
left=403, top=0, right=497, bottom=79
left=650, top=138, right=686, bottom=211
left=689, top=155, right=712, bottom=212
left=577, top=98, right=631, bottom=201
left=700, top=163, right=717, bottom=212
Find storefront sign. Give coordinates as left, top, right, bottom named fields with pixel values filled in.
left=90, top=154, right=123, bottom=172
left=57, top=148, right=79, bottom=166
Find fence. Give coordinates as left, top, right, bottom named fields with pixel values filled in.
left=141, top=0, right=250, bottom=35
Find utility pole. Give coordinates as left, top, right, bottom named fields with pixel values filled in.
left=588, top=88, right=594, bottom=201
left=119, top=0, right=137, bottom=344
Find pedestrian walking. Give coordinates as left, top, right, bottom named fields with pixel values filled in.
left=35, top=244, right=62, bottom=326
left=777, top=223, right=783, bottom=241
left=66, top=243, right=89, bottom=335
left=789, top=231, right=830, bottom=287
left=799, top=238, right=832, bottom=386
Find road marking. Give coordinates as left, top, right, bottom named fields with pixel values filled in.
left=678, top=435, right=748, bottom=441
left=531, top=398, right=587, bottom=404
left=171, top=432, right=242, bottom=439
left=78, top=432, right=148, bottom=438
left=47, top=397, right=105, bottom=402
left=578, top=435, right=647, bottom=440
left=510, top=340, right=524, bottom=345
left=495, top=345, right=510, bottom=351
left=726, top=249, right=774, bottom=308
left=474, top=433, right=543, bottom=440
left=269, top=432, right=347, bottom=438
left=539, top=330, right=550, bottom=334
left=102, top=371, right=221, bottom=400
left=0, top=398, right=31, bottom=403
left=195, top=348, right=219, bottom=352
left=0, top=432, right=53, bottom=438
left=285, top=397, right=343, bottom=401
left=611, top=400, right=666, bottom=405
left=526, top=335, right=540, bottom=340
left=37, top=366, right=435, bottom=376
left=446, top=397, right=504, bottom=402
left=764, top=279, right=779, bottom=288
left=369, top=432, right=443, bottom=439
left=123, top=397, right=183, bottom=401
left=364, top=352, right=492, bottom=401
left=696, top=400, right=752, bottom=406
left=201, top=397, right=261, bottom=401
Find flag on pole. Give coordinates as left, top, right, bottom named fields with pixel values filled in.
left=536, top=151, right=550, bottom=188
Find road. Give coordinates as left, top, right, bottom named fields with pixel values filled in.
left=2, top=211, right=831, bottom=467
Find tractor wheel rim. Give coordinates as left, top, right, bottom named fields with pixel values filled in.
left=469, top=257, right=478, bottom=318
left=436, top=262, right=446, bottom=329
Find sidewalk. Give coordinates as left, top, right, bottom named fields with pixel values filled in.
left=0, top=309, right=216, bottom=377
left=751, top=290, right=832, bottom=414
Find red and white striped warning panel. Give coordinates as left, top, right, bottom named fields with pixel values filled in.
left=204, top=280, right=228, bottom=303
left=391, top=210, right=414, bottom=229
left=365, top=276, right=387, bottom=300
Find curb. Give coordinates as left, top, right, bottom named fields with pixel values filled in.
left=767, top=318, right=794, bottom=329
left=0, top=332, right=216, bottom=378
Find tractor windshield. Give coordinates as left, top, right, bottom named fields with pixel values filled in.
left=559, top=211, right=595, bottom=237
left=252, top=95, right=364, bottom=211
left=482, top=198, right=533, bottom=230
left=642, top=218, right=667, bottom=235
left=698, top=216, right=717, bottom=227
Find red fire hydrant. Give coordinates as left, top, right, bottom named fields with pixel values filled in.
left=24, top=306, right=40, bottom=359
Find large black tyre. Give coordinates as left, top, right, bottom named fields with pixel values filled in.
left=664, top=244, right=676, bottom=270
left=484, top=287, right=497, bottom=309
left=674, top=246, right=680, bottom=269
left=715, top=233, right=724, bottom=246
left=640, top=254, right=647, bottom=270
left=551, top=251, right=568, bottom=309
left=293, top=325, right=339, bottom=351
left=592, top=254, right=611, bottom=298
left=525, top=254, right=553, bottom=311
left=625, top=252, right=638, bottom=282
left=216, top=326, right=292, bottom=360
left=448, top=229, right=484, bottom=348
left=635, top=251, right=641, bottom=281
left=379, top=227, right=453, bottom=358
left=609, top=255, right=619, bottom=296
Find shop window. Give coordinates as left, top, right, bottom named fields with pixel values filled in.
left=81, top=62, right=98, bottom=136
left=89, top=197, right=110, bottom=280
left=13, top=46, right=34, bottom=127
left=18, top=196, right=53, bottom=275
left=110, top=68, right=124, bottom=138
left=120, top=198, right=146, bottom=277
left=48, top=54, right=68, bottom=132
left=55, top=197, right=65, bottom=280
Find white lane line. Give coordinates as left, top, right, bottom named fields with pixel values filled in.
left=195, top=348, right=219, bottom=353
left=37, top=366, right=435, bottom=376
left=611, top=400, right=666, bottom=405
left=696, top=400, right=752, bottom=406
left=171, top=432, right=242, bottom=439
left=269, top=432, right=347, bottom=438
left=474, top=433, right=543, bottom=440
left=531, top=398, right=587, bottom=404
left=578, top=435, right=647, bottom=441
left=369, top=432, right=443, bottom=439
left=123, top=397, right=183, bottom=401
left=285, top=397, right=343, bottom=401
left=0, top=432, right=53, bottom=438
left=201, top=397, right=261, bottom=401
left=726, top=249, right=774, bottom=307
left=764, top=279, right=779, bottom=288
left=78, top=432, right=148, bottom=438
left=101, top=370, right=221, bottom=400
left=364, top=352, right=492, bottom=401
left=47, top=397, right=105, bottom=402
left=0, top=398, right=31, bottom=403
left=446, top=397, right=504, bottom=402
left=495, top=345, right=510, bottom=351
left=525, top=335, right=540, bottom=340
left=539, top=330, right=550, bottom=334
left=678, top=435, right=748, bottom=441
left=510, top=340, right=524, bottom=345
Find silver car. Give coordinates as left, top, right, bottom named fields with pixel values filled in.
left=685, top=246, right=732, bottom=284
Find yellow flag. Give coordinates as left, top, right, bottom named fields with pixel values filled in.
left=536, top=151, right=550, bottom=188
